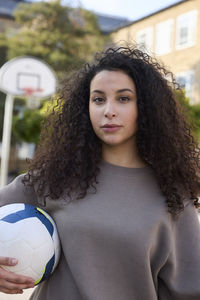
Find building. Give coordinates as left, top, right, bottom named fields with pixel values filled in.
left=0, top=0, right=26, bottom=32
left=96, top=12, right=131, bottom=34
left=111, top=0, right=200, bottom=105
left=0, top=0, right=130, bottom=34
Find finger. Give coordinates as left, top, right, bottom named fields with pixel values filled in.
left=0, top=278, right=34, bottom=291
left=0, top=257, right=18, bottom=266
left=8, top=273, right=35, bottom=285
left=0, top=269, right=35, bottom=289
left=7, top=274, right=35, bottom=285
left=0, top=267, right=34, bottom=284
left=0, top=287, right=23, bottom=294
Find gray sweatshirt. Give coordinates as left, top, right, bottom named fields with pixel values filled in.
left=0, top=160, right=200, bottom=300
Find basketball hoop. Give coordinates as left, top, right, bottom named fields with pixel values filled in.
left=23, top=87, right=43, bottom=110
left=0, top=56, right=56, bottom=98
left=0, top=56, right=56, bottom=186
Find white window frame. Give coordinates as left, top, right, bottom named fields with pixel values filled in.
left=176, top=70, right=194, bottom=104
left=155, top=19, right=173, bottom=56
left=136, top=26, right=153, bottom=54
left=176, top=10, right=198, bottom=50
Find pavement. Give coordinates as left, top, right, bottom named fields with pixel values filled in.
left=0, top=288, right=35, bottom=300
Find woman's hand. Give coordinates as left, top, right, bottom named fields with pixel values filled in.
left=0, top=256, right=35, bottom=294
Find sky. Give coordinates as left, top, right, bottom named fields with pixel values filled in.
left=62, top=0, right=181, bottom=21
left=32, top=0, right=182, bottom=21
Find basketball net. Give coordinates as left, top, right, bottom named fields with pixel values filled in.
left=22, top=87, right=43, bottom=110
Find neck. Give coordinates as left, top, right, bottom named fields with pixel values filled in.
left=102, top=140, right=147, bottom=168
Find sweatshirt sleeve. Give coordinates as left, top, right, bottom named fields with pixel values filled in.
left=0, top=174, right=38, bottom=208
left=158, top=201, right=200, bottom=299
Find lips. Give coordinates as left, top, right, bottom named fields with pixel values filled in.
left=101, top=124, right=122, bottom=132
left=101, top=124, right=121, bottom=128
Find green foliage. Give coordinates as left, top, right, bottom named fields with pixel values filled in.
left=12, top=109, right=43, bottom=144
left=0, top=33, right=8, bottom=67
left=5, top=0, right=109, bottom=79
left=0, top=94, right=28, bottom=144
left=0, top=92, right=6, bottom=140
left=175, top=90, right=200, bottom=142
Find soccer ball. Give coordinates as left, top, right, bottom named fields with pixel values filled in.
left=0, top=203, right=61, bottom=285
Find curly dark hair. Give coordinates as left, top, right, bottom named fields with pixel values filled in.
left=23, top=44, right=200, bottom=216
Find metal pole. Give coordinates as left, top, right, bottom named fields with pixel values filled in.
left=0, top=93, right=14, bottom=186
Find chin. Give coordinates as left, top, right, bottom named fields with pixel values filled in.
left=102, top=138, right=124, bottom=146
left=101, top=134, right=137, bottom=147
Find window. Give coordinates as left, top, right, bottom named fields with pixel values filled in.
left=155, top=19, right=173, bottom=55
left=179, top=27, right=188, bottom=45
left=136, top=27, right=153, bottom=54
left=17, top=143, right=35, bottom=159
left=176, top=70, right=194, bottom=104
left=176, top=10, right=198, bottom=49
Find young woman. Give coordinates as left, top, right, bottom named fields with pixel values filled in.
left=0, top=45, right=200, bottom=299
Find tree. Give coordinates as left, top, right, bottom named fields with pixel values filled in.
left=0, top=33, right=8, bottom=67
left=175, top=90, right=200, bottom=142
left=5, top=0, right=109, bottom=79
left=12, top=96, right=58, bottom=144
left=12, top=109, right=43, bottom=144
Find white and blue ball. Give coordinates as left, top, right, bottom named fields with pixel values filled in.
left=0, top=203, right=61, bottom=285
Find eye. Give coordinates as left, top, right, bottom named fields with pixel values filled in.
left=119, top=96, right=130, bottom=102
left=92, top=97, right=105, bottom=104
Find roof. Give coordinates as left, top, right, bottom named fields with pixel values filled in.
left=111, top=0, right=189, bottom=33
left=0, top=0, right=26, bottom=18
left=95, top=13, right=131, bottom=34
left=0, top=0, right=130, bottom=33
left=0, top=0, right=189, bottom=33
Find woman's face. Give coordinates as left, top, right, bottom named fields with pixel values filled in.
left=89, top=70, right=138, bottom=147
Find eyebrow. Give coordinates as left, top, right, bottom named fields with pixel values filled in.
left=91, top=88, right=135, bottom=94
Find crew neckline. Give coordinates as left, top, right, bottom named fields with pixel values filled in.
left=100, top=159, right=152, bottom=176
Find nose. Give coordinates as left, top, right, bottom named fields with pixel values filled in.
left=104, top=102, right=116, bottom=119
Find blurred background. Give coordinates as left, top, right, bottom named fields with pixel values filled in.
left=0, top=0, right=199, bottom=183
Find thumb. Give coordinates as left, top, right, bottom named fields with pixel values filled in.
left=0, top=257, right=18, bottom=266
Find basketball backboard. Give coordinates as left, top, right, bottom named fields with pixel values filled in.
left=0, top=56, right=56, bottom=99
